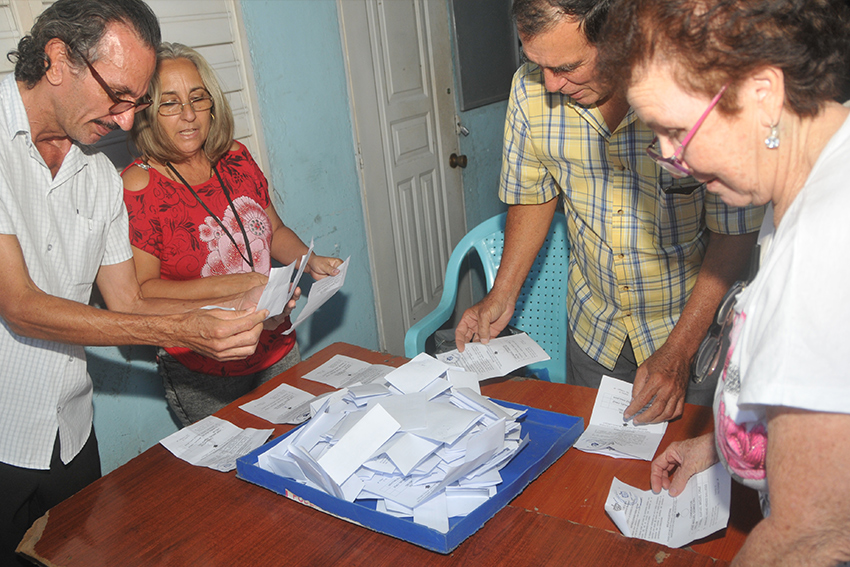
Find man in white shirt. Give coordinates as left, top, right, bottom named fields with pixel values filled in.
left=0, top=1, right=271, bottom=563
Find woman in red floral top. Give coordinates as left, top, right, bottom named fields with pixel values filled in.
left=123, top=43, right=342, bottom=426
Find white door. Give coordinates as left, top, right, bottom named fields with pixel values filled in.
left=339, top=0, right=468, bottom=355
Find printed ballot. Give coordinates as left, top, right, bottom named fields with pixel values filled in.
left=605, top=462, right=732, bottom=548
left=160, top=416, right=273, bottom=472
left=239, top=383, right=316, bottom=425
left=573, top=375, right=668, bottom=460
left=436, top=332, right=549, bottom=379
left=301, top=354, right=395, bottom=389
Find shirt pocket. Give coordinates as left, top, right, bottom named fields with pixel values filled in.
left=653, top=172, right=705, bottom=249
left=66, top=213, right=107, bottom=296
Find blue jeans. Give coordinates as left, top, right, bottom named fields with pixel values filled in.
left=158, top=343, right=301, bottom=426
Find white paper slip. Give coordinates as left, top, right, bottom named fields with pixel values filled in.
left=385, top=352, right=450, bottom=394
left=257, top=239, right=315, bottom=319
left=318, top=404, right=400, bottom=486
left=239, top=382, right=316, bottom=424
left=436, top=333, right=549, bottom=379
left=605, top=462, right=732, bottom=548
left=160, top=416, right=273, bottom=472
left=573, top=375, right=668, bottom=461
left=302, top=354, right=370, bottom=387
left=284, top=256, right=350, bottom=335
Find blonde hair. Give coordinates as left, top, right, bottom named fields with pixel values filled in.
left=131, top=42, right=234, bottom=164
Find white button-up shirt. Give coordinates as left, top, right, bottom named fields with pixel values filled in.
left=0, top=74, right=132, bottom=469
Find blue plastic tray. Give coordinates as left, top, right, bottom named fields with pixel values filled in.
left=236, top=399, right=584, bottom=554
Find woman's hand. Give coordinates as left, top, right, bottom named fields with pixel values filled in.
left=650, top=432, right=718, bottom=496
left=306, top=255, right=343, bottom=280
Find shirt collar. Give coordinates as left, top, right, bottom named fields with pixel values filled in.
left=563, top=95, right=639, bottom=137
left=0, top=74, right=33, bottom=143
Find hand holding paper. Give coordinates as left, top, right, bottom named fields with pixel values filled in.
left=256, top=239, right=314, bottom=319
left=436, top=333, right=549, bottom=379
left=605, top=462, right=731, bottom=548
left=573, top=376, right=668, bottom=460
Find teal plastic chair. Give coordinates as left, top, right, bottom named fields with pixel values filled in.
left=404, top=212, right=569, bottom=383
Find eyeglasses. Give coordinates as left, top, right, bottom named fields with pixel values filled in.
left=692, top=280, right=745, bottom=384
left=647, top=83, right=728, bottom=179
left=157, top=95, right=214, bottom=116
left=78, top=51, right=152, bottom=115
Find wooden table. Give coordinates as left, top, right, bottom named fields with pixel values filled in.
left=19, top=343, right=761, bottom=566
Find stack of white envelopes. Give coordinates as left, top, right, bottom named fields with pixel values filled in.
left=255, top=354, right=529, bottom=533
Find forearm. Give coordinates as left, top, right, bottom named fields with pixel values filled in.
left=270, top=225, right=310, bottom=267
left=732, top=409, right=850, bottom=566
left=4, top=287, right=194, bottom=347
left=489, top=199, right=559, bottom=302
left=663, top=231, right=758, bottom=359
left=140, top=272, right=267, bottom=301
left=732, top=518, right=847, bottom=567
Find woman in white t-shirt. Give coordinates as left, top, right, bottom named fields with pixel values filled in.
left=599, top=0, right=850, bottom=564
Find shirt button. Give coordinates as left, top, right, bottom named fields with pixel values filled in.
left=47, top=244, right=53, bottom=251
left=618, top=254, right=625, bottom=259
left=623, top=285, right=630, bottom=290
left=617, top=209, right=624, bottom=215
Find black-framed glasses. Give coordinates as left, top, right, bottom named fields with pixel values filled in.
left=77, top=51, right=152, bottom=115
left=158, top=95, right=213, bottom=116
left=692, top=280, right=745, bottom=384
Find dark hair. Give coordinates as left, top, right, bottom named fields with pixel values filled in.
left=9, top=0, right=161, bottom=88
left=598, top=0, right=850, bottom=117
left=512, top=0, right=612, bottom=44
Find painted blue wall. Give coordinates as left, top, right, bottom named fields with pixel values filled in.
left=239, top=0, right=379, bottom=356
left=89, top=0, right=508, bottom=474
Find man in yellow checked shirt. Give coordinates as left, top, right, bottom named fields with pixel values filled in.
left=455, top=0, right=765, bottom=424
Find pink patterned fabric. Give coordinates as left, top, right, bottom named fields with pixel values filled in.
left=200, top=196, right=272, bottom=277
left=714, top=309, right=768, bottom=483
left=716, top=398, right=767, bottom=480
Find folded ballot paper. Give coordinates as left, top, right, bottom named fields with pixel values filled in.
left=249, top=353, right=530, bottom=534
left=254, top=237, right=350, bottom=332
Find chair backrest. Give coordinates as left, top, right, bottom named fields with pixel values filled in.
left=470, top=213, right=569, bottom=383
left=403, top=211, right=569, bottom=383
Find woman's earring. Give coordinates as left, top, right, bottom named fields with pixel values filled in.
left=764, top=124, right=780, bottom=149
left=210, top=112, right=216, bottom=120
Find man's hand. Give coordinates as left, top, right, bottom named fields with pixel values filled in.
left=180, top=307, right=267, bottom=361
left=650, top=433, right=718, bottom=497
left=455, top=293, right=515, bottom=352
left=624, top=341, right=690, bottom=424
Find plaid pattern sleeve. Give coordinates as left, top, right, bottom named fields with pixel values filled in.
left=498, top=64, right=765, bottom=369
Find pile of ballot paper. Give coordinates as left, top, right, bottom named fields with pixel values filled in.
left=255, top=354, right=530, bottom=533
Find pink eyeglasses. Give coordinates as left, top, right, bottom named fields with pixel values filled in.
left=647, top=84, right=729, bottom=178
